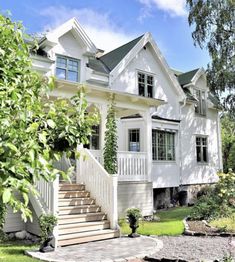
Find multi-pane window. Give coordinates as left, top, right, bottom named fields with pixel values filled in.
left=56, top=56, right=80, bottom=82
left=129, top=129, right=140, bottom=152
left=90, top=125, right=100, bottom=150
left=152, top=130, right=175, bottom=161
left=194, top=89, right=206, bottom=116
left=196, top=136, right=208, bottom=163
left=138, top=72, right=154, bottom=98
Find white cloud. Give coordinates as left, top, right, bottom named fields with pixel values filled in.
left=39, top=6, right=136, bottom=52
left=138, top=0, right=187, bottom=18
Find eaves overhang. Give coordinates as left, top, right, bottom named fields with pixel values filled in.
left=55, top=79, right=166, bottom=108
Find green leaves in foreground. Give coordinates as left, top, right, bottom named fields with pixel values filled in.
left=0, top=14, right=99, bottom=221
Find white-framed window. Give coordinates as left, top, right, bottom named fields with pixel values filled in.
left=194, top=89, right=206, bottom=116
left=138, top=72, right=154, bottom=98
left=196, top=136, right=208, bottom=163
left=56, top=56, right=80, bottom=82
left=128, top=129, right=140, bottom=152
left=152, top=130, right=175, bottom=161
left=84, top=125, right=100, bottom=150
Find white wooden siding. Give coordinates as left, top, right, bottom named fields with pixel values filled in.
left=118, top=181, right=153, bottom=217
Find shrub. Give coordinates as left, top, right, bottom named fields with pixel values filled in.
left=191, top=170, right=235, bottom=220
left=126, top=208, right=142, bottom=222
left=39, top=214, right=57, bottom=243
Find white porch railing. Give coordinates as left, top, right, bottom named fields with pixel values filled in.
left=117, top=151, right=147, bottom=181
left=90, top=150, right=148, bottom=182
left=76, top=148, right=118, bottom=229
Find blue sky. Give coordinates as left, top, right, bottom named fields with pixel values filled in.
left=1, top=0, right=210, bottom=72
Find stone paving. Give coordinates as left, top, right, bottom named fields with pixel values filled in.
left=26, top=236, right=163, bottom=262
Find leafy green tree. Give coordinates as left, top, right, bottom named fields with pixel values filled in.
left=0, top=14, right=98, bottom=221
left=221, top=114, right=235, bottom=172
left=103, top=98, right=118, bottom=174
left=187, top=0, right=235, bottom=114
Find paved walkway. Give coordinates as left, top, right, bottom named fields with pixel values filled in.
left=27, top=236, right=163, bottom=262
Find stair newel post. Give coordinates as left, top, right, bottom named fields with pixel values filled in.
left=76, top=144, right=84, bottom=184
left=52, top=174, right=59, bottom=249
left=110, top=174, right=118, bottom=230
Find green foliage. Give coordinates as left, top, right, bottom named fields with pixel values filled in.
left=191, top=170, right=235, bottom=220
left=210, top=213, right=235, bottom=233
left=126, top=208, right=142, bottom=222
left=0, top=199, right=7, bottom=241
left=187, top=0, right=235, bottom=114
left=103, top=98, right=118, bottom=174
left=39, top=214, right=57, bottom=243
left=221, top=114, right=235, bottom=172
left=0, top=14, right=98, bottom=221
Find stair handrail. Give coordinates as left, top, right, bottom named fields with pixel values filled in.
left=29, top=174, right=59, bottom=248
left=76, top=148, right=118, bottom=230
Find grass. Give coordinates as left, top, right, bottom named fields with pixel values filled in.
left=0, top=240, right=39, bottom=262
left=209, top=214, right=235, bottom=233
left=119, top=206, right=192, bottom=236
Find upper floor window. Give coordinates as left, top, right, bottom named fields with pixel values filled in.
left=194, top=89, right=206, bottom=116
left=129, top=129, right=140, bottom=152
left=196, top=136, right=208, bottom=163
left=138, top=72, right=154, bottom=98
left=56, top=56, right=80, bottom=82
left=152, top=130, right=175, bottom=161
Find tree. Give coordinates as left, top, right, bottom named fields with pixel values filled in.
left=103, top=98, right=118, bottom=174
left=0, top=14, right=98, bottom=221
left=187, top=0, right=235, bottom=114
left=221, top=113, right=235, bottom=172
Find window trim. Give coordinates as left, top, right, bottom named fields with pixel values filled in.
left=55, top=55, right=81, bottom=82
left=136, top=70, right=155, bottom=98
left=128, top=128, right=140, bottom=152
left=152, top=129, right=176, bottom=162
left=195, top=135, right=208, bottom=164
left=194, top=88, right=207, bottom=117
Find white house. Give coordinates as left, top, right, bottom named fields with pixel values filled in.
left=3, top=18, right=222, bottom=247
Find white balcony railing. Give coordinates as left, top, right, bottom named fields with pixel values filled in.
left=90, top=150, right=147, bottom=182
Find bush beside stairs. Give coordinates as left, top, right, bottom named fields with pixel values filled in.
left=58, top=184, right=119, bottom=246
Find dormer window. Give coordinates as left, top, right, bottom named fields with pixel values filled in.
left=194, top=89, right=206, bottom=116
left=56, top=56, right=80, bottom=82
left=138, top=72, right=154, bottom=98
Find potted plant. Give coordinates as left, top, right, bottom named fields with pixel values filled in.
left=39, top=214, right=57, bottom=253
left=126, top=208, right=142, bottom=238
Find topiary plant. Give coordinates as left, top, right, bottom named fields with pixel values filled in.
left=39, top=214, right=57, bottom=252
left=126, top=207, right=142, bottom=238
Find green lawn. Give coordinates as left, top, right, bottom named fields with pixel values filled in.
left=119, top=207, right=191, bottom=236
left=0, top=241, right=39, bottom=262
left=209, top=214, right=235, bottom=233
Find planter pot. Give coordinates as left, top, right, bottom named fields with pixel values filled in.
left=39, top=232, right=54, bottom=253
left=128, top=216, right=140, bottom=238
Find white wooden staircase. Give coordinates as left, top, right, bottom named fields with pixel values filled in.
left=30, top=148, right=119, bottom=248
left=57, top=183, right=119, bottom=246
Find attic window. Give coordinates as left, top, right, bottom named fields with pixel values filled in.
left=138, top=72, right=154, bottom=98
left=194, top=89, right=206, bottom=116
left=56, top=56, right=80, bottom=82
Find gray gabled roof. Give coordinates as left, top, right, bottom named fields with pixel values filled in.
left=87, top=57, right=109, bottom=74
left=99, top=35, right=144, bottom=72
left=177, top=68, right=199, bottom=86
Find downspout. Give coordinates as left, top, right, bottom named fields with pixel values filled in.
left=179, top=97, right=187, bottom=188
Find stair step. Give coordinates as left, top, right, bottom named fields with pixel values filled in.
left=58, top=212, right=107, bottom=224
left=59, top=191, right=90, bottom=199
left=59, top=205, right=101, bottom=215
left=59, top=184, right=85, bottom=191
left=58, top=229, right=119, bottom=246
left=58, top=220, right=110, bottom=235
left=59, top=198, right=95, bottom=206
